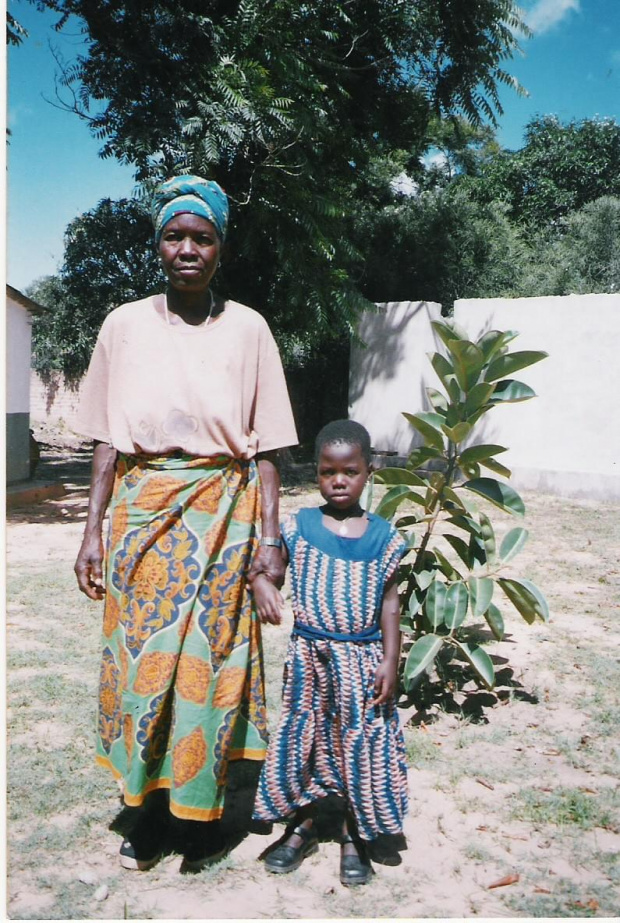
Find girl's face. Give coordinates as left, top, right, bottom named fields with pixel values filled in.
left=317, top=441, right=370, bottom=511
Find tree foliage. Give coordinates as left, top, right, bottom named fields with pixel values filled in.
left=372, top=321, right=548, bottom=692
left=26, top=0, right=528, bottom=352
left=465, top=115, right=620, bottom=230
left=29, top=198, right=161, bottom=376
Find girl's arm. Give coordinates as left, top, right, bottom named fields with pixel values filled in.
left=250, top=573, right=285, bottom=625
left=372, top=576, right=401, bottom=705
left=74, top=440, right=118, bottom=600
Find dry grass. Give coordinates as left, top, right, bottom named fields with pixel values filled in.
left=6, top=471, right=620, bottom=919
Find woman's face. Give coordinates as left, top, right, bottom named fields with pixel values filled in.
left=158, top=213, right=221, bottom=292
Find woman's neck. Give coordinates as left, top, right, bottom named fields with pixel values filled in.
left=165, top=287, right=216, bottom=326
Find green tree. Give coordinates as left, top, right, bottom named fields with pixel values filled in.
left=467, top=115, right=620, bottom=231
left=372, top=320, right=549, bottom=693
left=354, top=185, right=529, bottom=311
left=29, top=198, right=162, bottom=376
left=26, top=0, right=528, bottom=350
left=520, top=196, right=620, bottom=296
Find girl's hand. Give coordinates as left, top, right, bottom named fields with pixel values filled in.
left=251, top=573, right=284, bottom=625
left=372, top=657, right=398, bottom=705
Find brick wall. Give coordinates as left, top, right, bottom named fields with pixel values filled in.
left=30, top=371, right=85, bottom=431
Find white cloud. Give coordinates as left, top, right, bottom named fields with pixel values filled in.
left=525, top=0, right=580, bottom=35
left=390, top=172, right=420, bottom=197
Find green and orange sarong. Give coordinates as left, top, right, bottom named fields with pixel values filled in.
left=96, top=453, right=267, bottom=821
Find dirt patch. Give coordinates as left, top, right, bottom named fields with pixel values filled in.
left=6, top=444, right=620, bottom=918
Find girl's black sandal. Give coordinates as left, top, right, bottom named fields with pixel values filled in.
left=340, top=833, right=373, bottom=886
left=264, top=824, right=319, bottom=874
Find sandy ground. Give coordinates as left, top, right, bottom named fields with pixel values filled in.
left=6, top=439, right=620, bottom=919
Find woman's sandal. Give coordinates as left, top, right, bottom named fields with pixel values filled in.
left=264, top=823, right=319, bottom=874
left=340, top=833, right=373, bottom=886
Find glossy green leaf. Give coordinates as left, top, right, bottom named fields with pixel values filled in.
left=484, top=602, right=505, bottom=641
left=461, top=461, right=481, bottom=479
left=464, top=382, right=495, bottom=415
left=468, top=576, right=494, bottom=617
left=431, top=352, right=456, bottom=392
left=459, top=444, right=508, bottom=465
left=468, top=534, right=487, bottom=567
left=480, top=457, right=512, bottom=479
left=374, top=485, right=414, bottom=520
left=485, top=350, right=548, bottom=383
left=433, top=549, right=463, bottom=581
left=374, top=467, right=427, bottom=487
left=449, top=340, right=485, bottom=391
left=447, top=377, right=462, bottom=404
left=424, top=580, right=446, bottom=629
left=415, top=569, right=436, bottom=591
left=407, top=446, right=442, bottom=469
left=431, top=319, right=469, bottom=347
left=441, top=487, right=466, bottom=510
left=490, top=379, right=537, bottom=403
left=454, top=640, right=495, bottom=690
left=479, top=511, right=497, bottom=563
left=402, top=412, right=445, bottom=451
left=404, top=634, right=444, bottom=683
left=462, top=477, right=525, bottom=516
left=446, top=514, right=481, bottom=536
left=444, top=534, right=471, bottom=567
left=426, top=387, right=449, bottom=413
left=499, top=527, right=529, bottom=563
left=444, top=582, right=469, bottom=629
left=394, top=514, right=421, bottom=529
left=477, top=329, right=519, bottom=361
left=442, top=422, right=473, bottom=444
left=498, top=577, right=549, bottom=624
left=408, top=593, right=423, bottom=617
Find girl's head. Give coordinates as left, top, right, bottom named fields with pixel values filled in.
left=314, top=420, right=372, bottom=511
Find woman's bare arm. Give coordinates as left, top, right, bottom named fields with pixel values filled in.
left=74, top=440, right=117, bottom=600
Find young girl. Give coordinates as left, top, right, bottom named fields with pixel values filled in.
left=250, top=420, right=408, bottom=886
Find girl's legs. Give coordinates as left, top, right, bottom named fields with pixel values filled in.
left=340, top=808, right=373, bottom=886
left=264, top=804, right=319, bottom=874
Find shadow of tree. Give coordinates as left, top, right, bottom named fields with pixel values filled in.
left=399, top=626, right=539, bottom=726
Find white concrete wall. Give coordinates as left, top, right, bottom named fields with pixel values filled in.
left=349, top=295, right=620, bottom=500
left=453, top=294, right=620, bottom=500
left=349, top=301, right=443, bottom=454
left=6, top=297, right=33, bottom=414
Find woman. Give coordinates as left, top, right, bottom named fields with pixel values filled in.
left=74, top=175, right=297, bottom=873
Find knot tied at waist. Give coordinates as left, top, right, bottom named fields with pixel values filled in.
left=292, top=622, right=382, bottom=644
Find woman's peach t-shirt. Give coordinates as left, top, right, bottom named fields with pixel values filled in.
left=75, top=295, right=298, bottom=458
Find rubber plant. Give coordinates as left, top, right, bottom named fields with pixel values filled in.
left=373, top=319, right=549, bottom=693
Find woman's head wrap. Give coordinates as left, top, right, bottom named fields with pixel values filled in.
left=151, top=175, right=229, bottom=244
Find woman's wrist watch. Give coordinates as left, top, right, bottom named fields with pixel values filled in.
left=259, top=536, right=282, bottom=548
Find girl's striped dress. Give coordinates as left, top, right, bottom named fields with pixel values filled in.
left=253, top=507, right=409, bottom=841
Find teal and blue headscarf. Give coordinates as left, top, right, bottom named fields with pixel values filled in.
left=151, top=175, right=229, bottom=244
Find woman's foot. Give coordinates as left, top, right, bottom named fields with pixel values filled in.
left=340, top=833, right=373, bottom=886
left=179, top=820, right=228, bottom=874
left=264, top=821, right=319, bottom=874
left=119, top=819, right=163, bottom=871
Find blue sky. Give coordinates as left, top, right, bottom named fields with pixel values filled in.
left=7, top=0, right=620, bottom=293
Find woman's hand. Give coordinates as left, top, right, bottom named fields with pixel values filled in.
left=372, top=656, right=398, bottom=705
left=250, top=544, right=287, bottom=589
left=250, top=573, right=284, bottom=625
left=75, top=533, right=106, bottom=600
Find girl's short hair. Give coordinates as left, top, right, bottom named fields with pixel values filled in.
left=315, top=419, right=372, bottom=464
